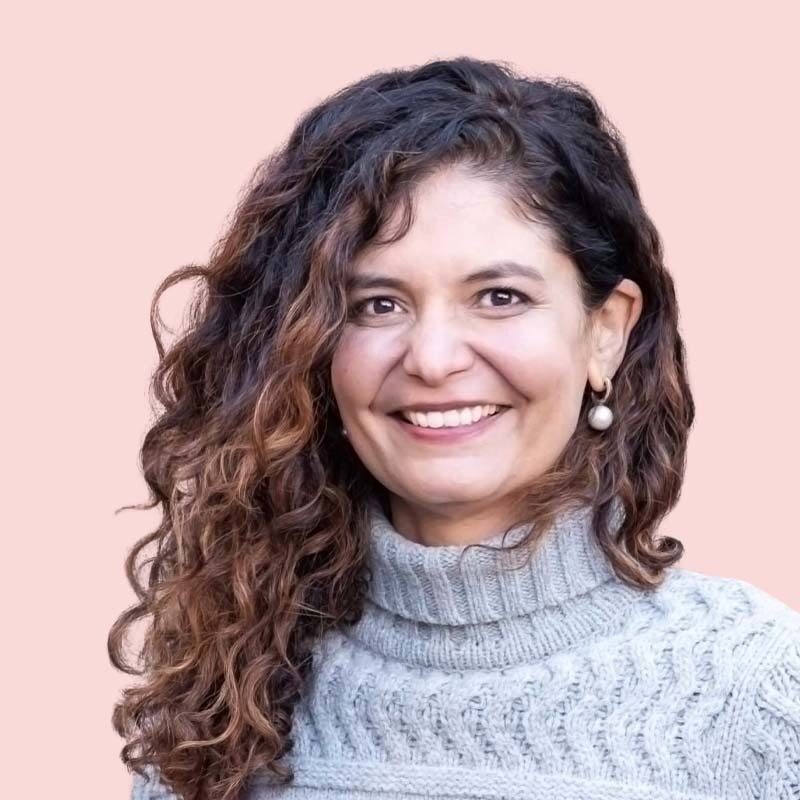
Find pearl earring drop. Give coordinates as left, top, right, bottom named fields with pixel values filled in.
left=342, top=427, right=348, bottom=437
left=587, top=376, right=614, bottom=431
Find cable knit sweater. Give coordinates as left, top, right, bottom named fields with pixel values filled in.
left=131, top=497, right=800, bottom=800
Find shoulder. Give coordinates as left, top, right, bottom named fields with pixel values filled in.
left=626, top=565, right=800, bottom=692
left=648, top=565, right=800, bottom=637
left=646, top=566, right=800, bottom=681
left=648, top=567, right=800, bottom=794
left=130, top=765, right=179, bottom=800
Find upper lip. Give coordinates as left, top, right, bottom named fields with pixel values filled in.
left=391, top=400, right=510, bottom=414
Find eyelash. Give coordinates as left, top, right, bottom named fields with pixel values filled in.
left=348, top=285, right=534, bottom=318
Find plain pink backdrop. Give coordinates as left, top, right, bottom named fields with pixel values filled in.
left=3, top=2, right=797, bottom=797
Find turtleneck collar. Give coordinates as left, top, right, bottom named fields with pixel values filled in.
left=348, top=498, right=642, bottom=671
left=344, top=493, right=644, bottom=671
left=364, top=494, right=629, bottom=627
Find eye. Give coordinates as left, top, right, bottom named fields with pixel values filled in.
left=348, top=296, right=400, bottom=318
left=475, top=286, right=532, bottom=308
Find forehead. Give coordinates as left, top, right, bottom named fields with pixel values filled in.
left=350, top=165, right=567, bottom=283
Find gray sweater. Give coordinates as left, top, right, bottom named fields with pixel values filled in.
left=132, top=497, right=800, bottom=799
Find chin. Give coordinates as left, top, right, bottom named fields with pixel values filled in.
left=399, top=483, right=500, bottom=507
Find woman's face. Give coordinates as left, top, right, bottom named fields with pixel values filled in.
left=330, top=164, right=636, bottom=527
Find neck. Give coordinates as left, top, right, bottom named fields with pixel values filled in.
left=387, top=493, right=529, bottom=547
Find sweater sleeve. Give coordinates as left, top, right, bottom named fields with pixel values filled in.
left=742, top=628, right=800, bottom=799
left=130, top=765, right=180, bottom=800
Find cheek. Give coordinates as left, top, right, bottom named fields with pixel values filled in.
left=330, top=328, right=389, bottom=412
left=495, top=322, right=581, bottom=400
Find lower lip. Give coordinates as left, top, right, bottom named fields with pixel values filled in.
left=389, top=407, right=511, bottom=443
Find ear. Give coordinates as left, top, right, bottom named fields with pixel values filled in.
left=586, top=278, right=643, bottom=392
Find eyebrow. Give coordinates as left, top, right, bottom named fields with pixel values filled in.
left=345, top=261, right=547, bottom=292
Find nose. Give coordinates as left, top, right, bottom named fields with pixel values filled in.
left=401, top=307, right=475, bottom=385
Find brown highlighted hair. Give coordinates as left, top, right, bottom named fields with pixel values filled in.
left=108, top=56, right=694, bottom=800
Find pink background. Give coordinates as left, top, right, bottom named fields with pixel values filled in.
left=4, top=2, right=797, bottom=796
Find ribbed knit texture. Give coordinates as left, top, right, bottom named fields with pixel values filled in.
left=131, top=497, right=800, bottom=799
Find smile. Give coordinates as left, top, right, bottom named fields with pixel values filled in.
left=389, top=405, right=512, bottom=443
left=400, top=403, right=506, bottom=428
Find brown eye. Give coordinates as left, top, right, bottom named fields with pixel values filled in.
left=349, top=297, right=399, bottom=317
left=476, top=286, right=531, bottom=308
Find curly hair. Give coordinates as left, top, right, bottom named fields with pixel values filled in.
left=108, top=55, right=694, bottom=800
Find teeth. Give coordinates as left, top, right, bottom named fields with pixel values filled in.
left=400, top=404, right=502, bottom=428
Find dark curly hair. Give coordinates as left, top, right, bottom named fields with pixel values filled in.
left=108, top=55, right=694, bottom=800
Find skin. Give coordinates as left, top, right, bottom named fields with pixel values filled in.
left=330, top=164, right=642, bottom=547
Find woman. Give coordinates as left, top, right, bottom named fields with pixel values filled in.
left=110, top=57, right=800, bottom=800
